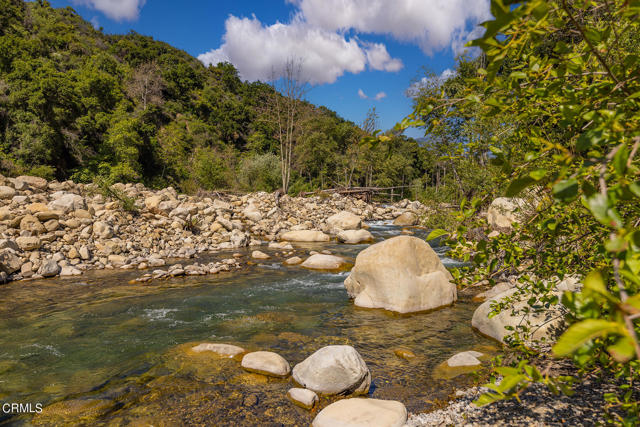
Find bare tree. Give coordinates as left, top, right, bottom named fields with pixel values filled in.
left=126, top=61, right=164, bottom=110
left=269, top=58, right=309, bottom=194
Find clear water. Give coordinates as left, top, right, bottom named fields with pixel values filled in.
left=0, top=223, right=493, bottom=426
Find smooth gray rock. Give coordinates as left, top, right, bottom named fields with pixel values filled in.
left=241, top=351, right=290, bottom=377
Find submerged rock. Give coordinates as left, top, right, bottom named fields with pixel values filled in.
left=446, top=351, right=483, bottom=367
left=312, top=398, right=407, bottom=427
left=292, top=345, right=370, bottom=395
left=241, top=351, right=290, bottom=378
left=283, top=256, right=303, bottom=266
left=344, top=236, right=457, bottom=313
left=191, top=343, right=245, bottom=358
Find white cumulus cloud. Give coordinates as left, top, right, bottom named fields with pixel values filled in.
left=74, top=0, right=146, bottom=21
left=198, top=16, right=370, bottom=84
left=364, top=43, right=403, bottom=72
left=358, top=89, right=368, bottom=99
left=199, top=0, right=490, bottom=84
left=290, top=0, right=491, bottom=55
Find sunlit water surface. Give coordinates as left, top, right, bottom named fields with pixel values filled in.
left=0, top=223, right=494, bottom=426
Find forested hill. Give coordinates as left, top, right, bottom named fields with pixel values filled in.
left=0, top=0, right=428, bottom=195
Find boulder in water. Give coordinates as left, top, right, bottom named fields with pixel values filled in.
left=344, top=236, right=456, bottom=313
left=287, top=388, right=319, bottom=410
left=292, top=345, right=370, bottom=395
left=241, top=351, right=290, bottom=378
left=301, top=254, right=347, bottom=270
left=337, top=229, right=374, bottom=244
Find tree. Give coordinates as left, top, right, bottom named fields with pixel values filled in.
left=402, top=0, right=640, bottom=422
left=125, top=61, right=164, bottom=110
left=269, top=58, right=309, bottom=193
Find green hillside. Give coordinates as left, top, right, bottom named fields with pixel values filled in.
left=0, top=0, right=426, bottom=194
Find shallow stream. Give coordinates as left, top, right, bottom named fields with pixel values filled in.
left=0, top=222, right=494, bottom=426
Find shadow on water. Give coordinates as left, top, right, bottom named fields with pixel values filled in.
left=0, top=222, right=493, bottom=425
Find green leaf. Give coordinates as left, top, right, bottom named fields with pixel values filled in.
left=613, top=144, right=629, bottom=176
left=552, top=179, right=579, bottom=202
left=473, top=392, right=503, bottom=407
left=584, top=193, right=624, bottom=228
left=426, top=229, right=449, bottom=241
left=607, top=336, right=636, bottom=362
left=529, top=169, right=547, bottom=181
left=553, top=319, right=627, bottom=357
left=506, top=176, right=535, bottom=197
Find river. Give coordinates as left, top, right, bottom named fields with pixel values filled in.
left=0, top=222, right=494, bottom=425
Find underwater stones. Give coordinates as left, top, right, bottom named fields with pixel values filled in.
left=326, top=210, right=362, bottom=230
left=241, top=351, right=290, bottom=378
left=337, top=229, right=374, bottom=244
left=33, top=399, right=114, bottom=426
left=300, top=254, right=347, bottom=270
left=393, top=211, right=418, bottom=226
left=280, top=230, right=330, bottom=242
left=191, top=343, right=245, bottom=358
left=287, top=388, right=318, bottom=410
left=446, top=351, right=483, bottom=367
left=344, top=236, right=456, bottom=313
left=292, top=345, right=370, bottom=396
left=393, top=348, right=416, bottom=361
left=312, top=398, right=407, bottom=427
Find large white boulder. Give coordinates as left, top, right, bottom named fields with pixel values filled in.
left=301, top=254, right=347, bottom=270
left=280, top=230, right=330, bottom=242
left=337, top=229, right=374, bottom=244
left=344, top=236, right=456, bottom=313
left=292, top=345, right=371, bottom=395
left=486, top=197, right=526, bottom=230
left=327, top=211, right=362, bottom=230
left=312, top=398, right=407, bottom=427
left=471, top=276, right=581, bottom=345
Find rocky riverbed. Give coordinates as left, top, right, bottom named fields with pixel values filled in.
left=0, top=174, right=425, bottom=284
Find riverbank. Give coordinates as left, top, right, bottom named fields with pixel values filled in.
left=406, top=358, right=634, bottom=426
left=0, top=174, right=425, bottom=284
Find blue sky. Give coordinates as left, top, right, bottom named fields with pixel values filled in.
left=48, top=0, right=490, bottom=138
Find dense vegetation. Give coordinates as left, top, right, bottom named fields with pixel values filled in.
left=0, top=0, right=436, bottom=196
left=405, top=0, right=640, bottom=423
